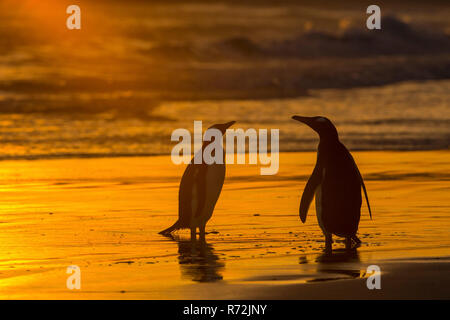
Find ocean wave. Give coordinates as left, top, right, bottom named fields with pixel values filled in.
left=144, top=16, right=450, bottom=61
left=0, top=94, right=168, bottom=119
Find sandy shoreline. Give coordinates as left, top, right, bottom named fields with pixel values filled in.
left=177, top=257, right=450, bottom=300
left=3, top=254, right=448, bottom=299
left=0, top=151, right=448, bottom=299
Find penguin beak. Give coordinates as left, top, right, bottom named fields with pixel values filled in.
left=292, top=115, right=310, bottom=124
left=292, top=116, right=316, bottom=131
left=222, top=121, right=235, bottom=130
left=292, top=116, right=322, bottom=135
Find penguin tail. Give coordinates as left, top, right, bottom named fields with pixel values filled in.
left=159, top=221, right=181, bottom=235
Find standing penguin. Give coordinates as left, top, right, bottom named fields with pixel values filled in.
left=292, top=116, right=371, bottom=252
left=159, top=121, right=235, bottom=241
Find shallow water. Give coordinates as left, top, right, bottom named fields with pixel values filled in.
left=0, top=80, right=449, bottom=160
left=0, top=151, right=448, bottom=298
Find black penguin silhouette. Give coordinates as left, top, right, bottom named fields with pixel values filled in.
left=159, top=121, right=235, bottom=240
left=292, top=116, right=372, bottom=251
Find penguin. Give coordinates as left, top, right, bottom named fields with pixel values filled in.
left=292, top=116, right=372, bottom=252
left=159, top=121, right=235, bottom=241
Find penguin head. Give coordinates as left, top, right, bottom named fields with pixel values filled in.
left=207, top=121, right=236, bottom=135
left=292, top=116, right=338, bottom=140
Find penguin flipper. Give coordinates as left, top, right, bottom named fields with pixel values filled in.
left=349, top=155, right=372, bottom=220
left=179, top=162, right=198, bottom=226
left=193, top=164, right=208, bottom=218
left=178, top=161, right=208, bottom=227
left=300, top=164, right=322, bottom=223
left=360, top=177, right=372, bottom=220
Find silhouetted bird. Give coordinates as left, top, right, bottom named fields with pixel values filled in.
left=292, top=116, right=371, bottom=252
left=159, top=121, right=235, bottom=240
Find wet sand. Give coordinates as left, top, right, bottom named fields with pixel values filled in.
left=0, top=151, right=448, bottom=299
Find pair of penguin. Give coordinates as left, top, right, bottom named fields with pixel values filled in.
left=160, top=116, right=372, bottom=251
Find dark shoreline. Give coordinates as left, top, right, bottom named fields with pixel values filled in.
left=0, top=149, right=448, bottom=163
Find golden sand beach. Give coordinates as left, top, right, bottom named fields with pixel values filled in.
left=0, top=151, right=448, bottom=299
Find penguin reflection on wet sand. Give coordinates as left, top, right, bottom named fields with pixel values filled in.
left=292, top=116, right=372, bottom=252
left=174, top=236, right=225, bottom=282
left=159, top=121, right=235, bottom=241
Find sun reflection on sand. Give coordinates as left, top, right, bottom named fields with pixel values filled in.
left=0, top=151, right=447, bottom=298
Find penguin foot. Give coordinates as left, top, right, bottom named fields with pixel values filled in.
left=324, top=242, right=333, bottom=253
left=352, top=240, right=361, bottom=249
left=352, top=235, right=362, bottom=244
left=345, top=237, right=361, bottom=250
left=324, top=233, right=333, bottom=253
